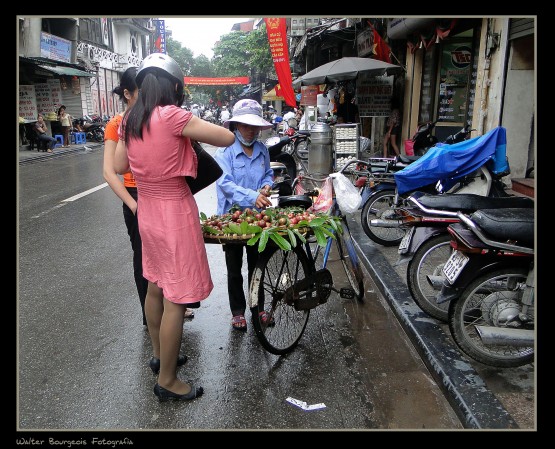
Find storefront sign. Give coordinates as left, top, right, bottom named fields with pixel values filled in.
left=437, top=42, right=472, bottom=123
left=154, top=19, right=166, bottom=54
left=19, top=85, right=37, bottom=120
left=356, top=74, right=394, bottom=117
left=184, top=77, right=250, bottom=86
left=35, top=83, right=53, bottom=115
left=40, top=32, right=71, bottom=64
left=300, top=85, right=319, bottom=106
left=357, top=29, right=373, bottom=57
left=264, top=18, right=297, bottom=107
left=47, top=79, right=63, bottom=110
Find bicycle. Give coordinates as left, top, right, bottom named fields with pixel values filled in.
left=247, top=159, right=370, bottom=355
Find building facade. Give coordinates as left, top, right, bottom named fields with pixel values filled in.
left=18, top=17, right=157, bottom=144
left=290, top=17, right=535, bottom=182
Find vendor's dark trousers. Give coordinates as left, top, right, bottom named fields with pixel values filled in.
left=224, top=244, right=259, bottom=316
left=122, top=187, right=148, bottom=326
left=38, top=134, right=58, bottom=150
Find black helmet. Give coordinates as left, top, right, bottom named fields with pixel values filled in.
left=136, top=53, right=184, bottom=88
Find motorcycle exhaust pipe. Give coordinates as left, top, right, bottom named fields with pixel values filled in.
left=426, top=275, right=445, bottom=291
left=475, top=326, right=534, bottom=347
left=369, top=219, right=404, bottom=227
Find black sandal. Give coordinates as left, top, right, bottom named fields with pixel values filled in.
left=154, top=383, right=204, bottom=402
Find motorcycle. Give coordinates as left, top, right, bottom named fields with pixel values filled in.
left=265, top=135, right=298, bottom=192
left=438, top=207, right=534, bottom=368
left=412, top=120, right=439, bottom=156
left=361, top=126, right=510, bottom=247
left=391, top=192, right=534, bottom=321
left=282, top=127, right=311, bottom=161
left=77, top=115, right=105, bottom=143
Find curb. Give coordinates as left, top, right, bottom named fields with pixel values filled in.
left=345, top=213, right=519, bottom=429
left=19, top=143, right=104, bottom=165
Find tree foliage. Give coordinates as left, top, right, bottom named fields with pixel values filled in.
left=166, top=37, right=194, bottom=76
left=165, top=21, right=277, bottom=104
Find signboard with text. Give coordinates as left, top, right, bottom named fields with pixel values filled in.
left=154, top=19, right=166, bottom=53
left=35, top=83, right=54, bottom=115
left=47, top=79, right=63, bottom=110
left=40, top=32, right=71, bottom=63
left=19, top=85, right=38, bottom=120
left=300, top=86, right=318, bottom=106
left=356, top=74, right=394, bottom=117
left=184, top=77, right=249, bottom=85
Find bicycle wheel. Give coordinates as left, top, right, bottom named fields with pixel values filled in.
left=407, top=233, right=452, bottom=321
left=249, top=244, right=311, bottom=355
left=360, top=190, right=405, bottom=246
left=336, top=219, right=365, bottom=302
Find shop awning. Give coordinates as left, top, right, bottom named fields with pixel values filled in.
left=239, top=84, right=261, bottom=97
left=38, top=65, right=95, bottom=77
left=262, top=87, right=284, bottom=101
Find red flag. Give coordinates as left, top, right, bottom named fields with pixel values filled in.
left=368, top=21, right=391, bottom=64
left=264, top=18, right=297, bottom=107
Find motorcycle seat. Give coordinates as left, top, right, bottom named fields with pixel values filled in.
left=471, top=208, right=534, bottom=246
left=418, top=193, right=534, bottom=212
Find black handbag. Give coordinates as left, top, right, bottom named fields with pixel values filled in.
left=186, top=140, right=223, bottom=194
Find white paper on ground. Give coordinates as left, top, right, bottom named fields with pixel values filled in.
left=285, top=397, right=326, bottom=410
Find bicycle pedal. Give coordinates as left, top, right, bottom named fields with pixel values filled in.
left=340, top=288, right=355, bottom=299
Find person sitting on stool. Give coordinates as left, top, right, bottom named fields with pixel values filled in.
left=34, top=113, right=58, bottom=153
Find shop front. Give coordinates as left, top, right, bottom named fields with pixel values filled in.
left=389, top=19, right=482, bottom=149
left=19, top=57, right=95, bottom=147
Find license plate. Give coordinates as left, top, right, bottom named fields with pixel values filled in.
left=442, top=250, right=470, bottom=284
left=398, top=227, right=415, bottom=253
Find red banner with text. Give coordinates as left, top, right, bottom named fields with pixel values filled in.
left=184, top=77, right=250, bottom=86
left=264, top=18, right=296, bottom=107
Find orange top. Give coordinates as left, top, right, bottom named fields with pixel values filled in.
left=104, top=114, right=137, bottom=188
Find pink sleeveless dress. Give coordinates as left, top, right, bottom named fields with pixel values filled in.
left=124, top=106, right=213, bottom=303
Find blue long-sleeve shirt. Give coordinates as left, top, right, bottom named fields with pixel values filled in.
left=214, top=138, right=274, bottom=215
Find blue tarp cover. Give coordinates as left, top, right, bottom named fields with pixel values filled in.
left=394, top=126, right=509, bottom=195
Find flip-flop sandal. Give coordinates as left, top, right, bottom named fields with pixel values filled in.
left=258, top=311, right=275, bottom=326
left=231, top=315, right=247, bottom=331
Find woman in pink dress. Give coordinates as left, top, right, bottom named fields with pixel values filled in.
left=114, top=54, right=234, bottom=402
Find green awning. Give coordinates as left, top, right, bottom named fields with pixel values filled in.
left=38, top=65, right=95, bottom=77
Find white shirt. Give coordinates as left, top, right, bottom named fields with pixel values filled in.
left=282, top=111, right=296, bottom=131
left=220, top=110, right=230, bottom=122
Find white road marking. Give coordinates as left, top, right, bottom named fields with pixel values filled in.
left=31, top=183, right=109, bottom=219
left=62, top=183, right=108, bottom=202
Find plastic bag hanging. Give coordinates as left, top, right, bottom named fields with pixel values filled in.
left=330, top=173, right=362, bottom=213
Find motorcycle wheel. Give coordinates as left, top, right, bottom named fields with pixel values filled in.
left=448, top=266, right=533, bottom=368
left=407, top=234, right=452, bottom=321
left=360, top=190, right=405, bottom=246
left=295, top=139, right=309, bottom=160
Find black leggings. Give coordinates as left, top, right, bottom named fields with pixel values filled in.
left=122, top=187, right=148, bottom=325
left=223, top=244, right=259, bottom=316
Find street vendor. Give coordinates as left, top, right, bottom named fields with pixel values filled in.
left=214, top=99, right=275, bottom=332
left=34, top=113, right=58, bottom=153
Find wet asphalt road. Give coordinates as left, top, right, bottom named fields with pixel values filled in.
left=17, top=143, right=535, bottom=438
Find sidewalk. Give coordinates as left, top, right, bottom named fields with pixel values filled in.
left=346, top=212, right=523, bottom=429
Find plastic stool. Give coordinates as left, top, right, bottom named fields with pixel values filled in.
left=54, top=135, right=64, bottom=148
left=71, top=132, right=86, bottom=144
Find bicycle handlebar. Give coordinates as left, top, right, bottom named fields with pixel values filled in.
left=291, top=159, right=372, bottom=190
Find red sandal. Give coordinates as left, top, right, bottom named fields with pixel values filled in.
left=231, top=315, right=247, bottom=331
left=258, top=311, right=275, bottom=326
